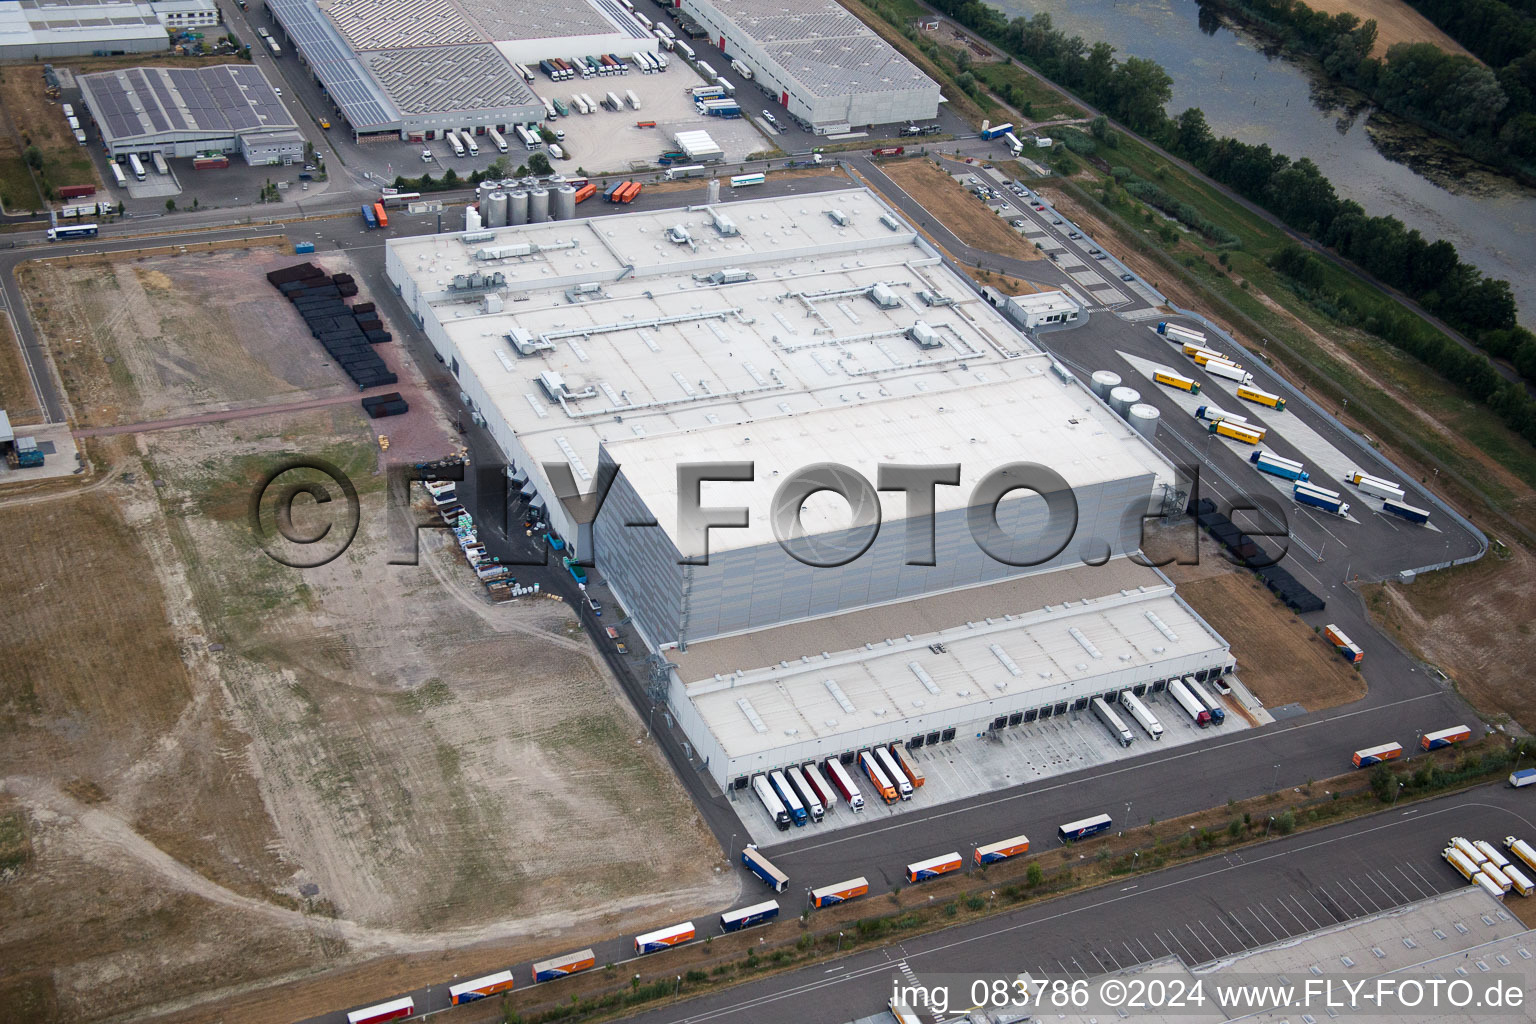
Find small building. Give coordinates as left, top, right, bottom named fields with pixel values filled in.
left=0, top=0, right=169, bottom=59
left=151, top=0, right=219, bottom=28
left=79, top=64, right=300, bottom=164
left=1005, top=289, right=1081, bottom=329
left=238, top=129, right=306, bottom=166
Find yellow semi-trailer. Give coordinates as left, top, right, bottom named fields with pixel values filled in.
left=1209, top=420, right=1266, bottom=444
left=1237, top=384, right=1286, bottom=410
left=1153, top=369, right=1201, bottom=394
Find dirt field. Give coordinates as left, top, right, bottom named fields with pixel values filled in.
left=0, top=314, right=43, bottom=424
left=0, top=251, right=734, bottom=1023
left=879, top=158, right=1046, bottom=264
left=1362, top=545, right=1535, bottom=731
left=1152, top=527, right=1368, bottom=710
left=17, top=245, right=397, bottom=429
left=1289, top=0, right=1473, bottom=57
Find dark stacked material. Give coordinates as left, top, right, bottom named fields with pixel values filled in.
left=1188, top=498, right=1325, bottom=612
left=266, top=262, right=396, bottom=390
left=362, top=391, right=409, bottom=418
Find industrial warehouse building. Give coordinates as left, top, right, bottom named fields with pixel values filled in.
left=387, top=187, right=1230, bottom=791
left=681, top=0, right=941, bottom=132
left=78, top=63, right=304, bottom=163
left=264, top=0, right=653, bottom=140
left=0, top=0, right=169, bottom=59
left=985, top=287, right=1082, bottom=329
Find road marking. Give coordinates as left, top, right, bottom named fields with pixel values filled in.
left=1288, top=893, right=1322, bottom=929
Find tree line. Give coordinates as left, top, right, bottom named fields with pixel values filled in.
left=1201, top=0, right=1536, bottom=179
left=889, top=1, right=1536, bottom=446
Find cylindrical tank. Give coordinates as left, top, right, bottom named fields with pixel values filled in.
left=464, top=205, right=482, bottom=232
left=1090, top=370, right=1121, bottom=399
left=707, top=177, right=720, bottom=203
left=477, top=181, right=498, bottom=204
left=483, top=191, right=509, bottom=227
left=1128, top=403, right=1160, bottom=439
left=508, top=190, right=529, bottom=225
left=553, top=185, right=576, bottom=220
left=529, top=187, right=550, bottom=222
left=1109, top=386, right=1140, bottom=416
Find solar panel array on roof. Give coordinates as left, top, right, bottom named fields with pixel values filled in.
left=362, top=44, right=536, bottom=114
left=267, top=0, right=397, bottom=130
left=78, top=64, right=298, bottom=147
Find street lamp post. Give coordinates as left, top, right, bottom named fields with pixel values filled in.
left=837, top=931, right=844, bottom=952
left=1272, top=763, right=1281, bottom=791
left=1392, top=782, right=1405, bottom=805
left=1265, top=815, right=1276, bottom=837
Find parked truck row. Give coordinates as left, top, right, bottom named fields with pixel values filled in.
left=1441, top=833, right=1536, bottom=902
left=537, top=51, right=665, bottom=82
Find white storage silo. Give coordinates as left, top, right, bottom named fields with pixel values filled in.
left=483, top=191, right=509, bottom=227
left=1128, top=403, right=1160, bottom=439
left=464, top=205, right=482, bottom=232
left=508, top=191, right=529, bottom=225
left=529, top=187, right=550, bottom=222
left=707, top=178, right=720, bottom=203
left=553, top=185, right=577, bottom=220
left=1109, top=386, right=1140, bottom=416
left=1090, top=370, right=1121, bottom=399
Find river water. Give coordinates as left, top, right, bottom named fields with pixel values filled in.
left=990, top=0, right=1536, bottom=325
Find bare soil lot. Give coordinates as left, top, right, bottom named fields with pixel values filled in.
left=1362, top=544, right=1536, bottom=731
left=18, top=245, right=391, bottom=428
left=879, top=158, right=1047, bottom=264
left=0, top=252, right=732, bottom=1023
left=1151, top=525, right=1367, bottom=711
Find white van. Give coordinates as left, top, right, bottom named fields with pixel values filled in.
left=421, top=148, right=433, bottom=162
left=548, top=143, right=565, bottom=160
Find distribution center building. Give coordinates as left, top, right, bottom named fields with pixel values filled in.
left=385, top=186, right=1229, bottom=791
left=681, top=0, right=941, bottom=132
left=264, top=0, right=653, bottom=140
left=78, top=64, right=304, bottom=163
left=0, top=0, right=168, bottom=59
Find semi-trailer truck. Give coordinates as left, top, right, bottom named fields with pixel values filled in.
left=531, top=949, right=595, bottom=983
left=1157, top=322, right=1206, bottom=345
left=751, top=774, right=790, bottom=830
left=720, top=900, right=779, bottom=932
left=768, top=769, right=808, bottom=826
left=1323, top=623, right=1365, bottom=664
left=1444, top=846, right=1479, bottom=881
left=1168, top=678, right=1211, bottom=727
left=979, top=122, right=1015, bottom=140
left=800, top=760, right=836, bottom=812
left=1252, top=450, right=1309, bottom=482
left=1204, top=360, right=1254, bottom=386
left=634, top=922, right=694, bottom=954
left=1119, top=690, right=1163, bottom=739
left=1382, top=498, right=1431, bottom=523
left=1209, top=420, right=1266, bottom=444
left=786, top=765, right=825, bottom=822
left=1194, top=405, right=1247, bottom=424
left=487, top=127, right=508, bottom=153
left=1237, top=384, right=1286, bottom=410
left=1091, top=696, right=1134, bottom=747
left=905, top=853, right=962, bottom=882
left=1184, top=676, right=1225, bottom=724
left=741, top=845, right=789, bottom=892
left=824, top=757, right=865, bottom=810
left=1294, top=483, right=1349, bottom=516
left=974, top=835, right=1031, bottom=865
left=889, top=745, right=925, bottom=789
left=1422, top=725, right=1471, bottom=750
left=1512, top=771, right=1536, bottom=788
left=1474, top=839, right=1512, bottom=869
left=1352, top=743, right=1403, bottom=767
left=1355, top=477, right=1405, bottom=501
left=859, top=750, right=898, bottom=804
left=874, top=746, right=914, bottom=800
left=811, top=877, right=869, bottom=907
left=1153, top=370, right=1200, bottom=394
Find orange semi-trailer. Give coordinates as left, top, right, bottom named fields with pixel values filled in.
left=372, top=202, right=389, bottom=228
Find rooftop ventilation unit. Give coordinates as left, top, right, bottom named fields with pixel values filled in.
left=867, top=282, right=900, bottom=309
left=710, top=209, right=738, bottom=236
left=828, top=209, right=849, bottom=226
left=537, top=370, right=570, bottom=401
left=706, top=268, right=753, bottom=285
left=879, top=213, right=901, bottom=231
left=448, top=271, right=507, bottom=292
left=666, top=224, right=692, bottom=245
left=906, top=321, right=940, bottom=348
left=506, top=326, right=554, bottom=356
left=915, top=289, right=953, bottom=307
left=475, top=242, right=532, bottom=260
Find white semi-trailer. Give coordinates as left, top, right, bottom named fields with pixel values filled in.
left=1119, top=690, right=1163, bottom=740
left=1091, top=697, right=1134, bottom=747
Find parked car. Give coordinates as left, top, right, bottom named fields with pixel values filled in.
left=1012, top=219, right=1025, bottom=227
left=1121, top=273, right=1134, bottom=281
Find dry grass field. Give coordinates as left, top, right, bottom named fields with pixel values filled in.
left=0, top=315, right=43, bottom=424
left=0, top=249, right=732, bottom=1023
left=879, top=158, right=1047, bottom=264
left=1293, top=0, right=1473, bottom=57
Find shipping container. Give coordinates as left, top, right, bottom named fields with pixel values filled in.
left=192, top=154, right=228, bottom=169
left=859, top=750, right=898, bottom=804
left=1351, top=743, right=1403, bottom=768
left=1422, top=725, right=1471, bottom=750
left=1382, top=498, right=1431, bottom=524
left=720, top=900, right=779, bottom=932
left=888, top=745, right=925, bottom=788
left=361, top=204, right=378, bottom=229
left=1091, top=696, right=1134, bottom=747
left=1168, top=678, right=1211, bottom=727
left=741, top=845, right=788, bottom=892
left=634, top=922, right=695, bottom=954
left=1058, top=813, right=1113, bottom=842
left=811, top=877, right=869, bottom=907
left=875, top=746, right=913, bottom=800
left=626, top=89, right=641, bottom=109
left=974, top=834, right=1030, bottom=865
left=151, top=152, right=169, bottom=175
left=619, top=181, right=642, bottom=203
left=449, top=971, right=514, bottom=1004
left=347, top=998, right=414, bottom=1024
left=1119, top=689, right=1163, bottom=740
left=785, top=765, right=825, bottom=822
left=769, top=769, right=807, bottom=826
left=1184, top=676, right=1225, bottom=724
left=1444, top=846, right=1479, bottom=881
left=1236, top=384, right=1286, bottom=411
left=1209, top=420, right=1266, bottom=445
left=1153, top=370, right=1200, bottom=394
left=531, top=949, right=595, bottom=983
left=824, top=757, right=865, bottom=811
left=1511, top=771, right=1536, bottom=789
left=373, top=202, right=389, bottom=228
left=751, top=773, right=790, bottom=830
left=573, top=183, right=598, bottom=203
left=905, top=852, right=962, bottom=882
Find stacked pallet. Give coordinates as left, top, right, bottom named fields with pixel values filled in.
left=266, top=262, right=396, bottom=390
left=363, top=391, right=409, bottom=418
